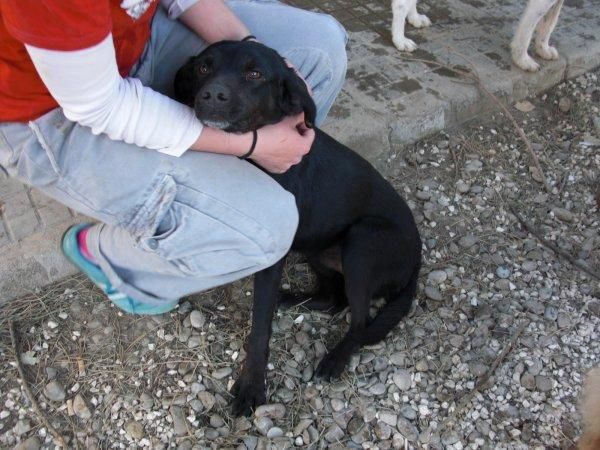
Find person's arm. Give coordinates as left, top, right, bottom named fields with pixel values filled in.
left=161, top=0, right=251, bottom=42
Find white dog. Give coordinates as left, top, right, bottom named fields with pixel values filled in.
left=391, top=0, right=565, bottom=72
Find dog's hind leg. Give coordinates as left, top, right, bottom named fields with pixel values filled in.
left=511, top=0, right=558, bottom=71
left=534, top=0, right=563, bottom=61
left=279, top=252, right=347, bottom=313
left=392, top=0, right=418, bottom=52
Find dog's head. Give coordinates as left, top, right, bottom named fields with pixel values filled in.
left=174, top=40, right=316, bottom=133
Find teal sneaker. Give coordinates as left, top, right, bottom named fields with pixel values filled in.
left=62, top=224, right=178, bottom=315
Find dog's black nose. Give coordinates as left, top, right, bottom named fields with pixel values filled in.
left=199, top=82, right=230, bottom=104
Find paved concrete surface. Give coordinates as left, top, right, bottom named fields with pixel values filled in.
left=1, top=0, right=599, bottom=300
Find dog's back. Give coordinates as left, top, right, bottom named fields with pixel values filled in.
left=579, top=367, right=600, bottom=450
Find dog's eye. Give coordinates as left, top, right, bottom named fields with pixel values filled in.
left=198, top=64, right=210, bottom=75
left=245, top=70, right=262, bottom=80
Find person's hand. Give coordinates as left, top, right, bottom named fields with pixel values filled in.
left=249, top=113, right=315, bottom=173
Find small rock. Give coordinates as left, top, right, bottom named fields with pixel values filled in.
left=189, top=310, right=206, bottom=328
left=396, top=418, right=418, bottom=441
left=465, top=159, right=483, bottom=172
left=415, top=359, right=429, bottom=372
left=496, top=266, right=511, bottom=279
left=536, top=375, right=553, bottom=392
left=544, top=306, right=558, bottom=321
left=125, top=420, right=145, bottom=439
left=369, top=383, right=387, bottom=396
left=427, top=270, right=447, bottom=284
left=455, top=180, right=470, bottom=194
left=210, top=414, right=224, bottom=428
left=459, top=235, right=478, bottom=248
left=379, top=412, right=397, bottom=427
left=557, top=313, right=571, bottom=329
left=254, top=403, right=286, bottom=419
left=553, top=207, right=574, bottom=222
left=441, top=430, right=460, bottom=445
left=393, top=370, right=412, bottom=391
left=170, top=406, right=188, bottom=436
left=324, top=424, right=344, bottom=443
left=515, top=100, right=535, bottom=112
left=400, top=405, right=416, bottom=420
left=139, top=392, right=154, bottom=410
left=521, top=373, right=536, bottom=390
left=14, top=419, right=31, bottom=436
left=14, top=437, right=40, bottom=450
left=44, top=380, right=66, bottom=402
left=73, top=394, right=92, bottom=420
left=212, top=367, right=232, bottom=379
left=266, top=427, right=284, bottom=438
left=424, top=286, right=442, bottom=301
left=389, top=352, right=406, bottom=366
left=331, top=399, right=345, bottom=412
left=254, top=417, right=273, bottom=436
left=558, top=97, right=571, bottom=112
left=198, top=391, right=216, bottom=411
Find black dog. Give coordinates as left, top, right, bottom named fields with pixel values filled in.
left=175, top=41, right=422, bottom=417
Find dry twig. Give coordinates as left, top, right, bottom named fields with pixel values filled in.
left=508, top=205, right=600, bottom=281
left=442, top=321, right=527, bottom=427
left=9, top=320, right=68, bottom=449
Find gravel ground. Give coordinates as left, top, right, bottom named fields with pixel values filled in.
left=1, top=71, right=599, bottom=450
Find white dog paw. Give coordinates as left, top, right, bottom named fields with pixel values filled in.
left=535, top=44, right=559, bottom=60
left=513, top=53, right=540, bottom=72
left=393, top=36, right=418, bottom=52
left=408, top=14, right=431, bottom=28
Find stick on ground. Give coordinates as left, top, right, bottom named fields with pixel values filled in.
left=9, top=320, right=68, bottom=449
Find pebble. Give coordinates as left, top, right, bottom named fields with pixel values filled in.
left=14, top=437, right=40, bottom=450
left=465, top=159, right=483, bottom=172
left=553, top=207, right=574, bottom=222
left=212, top=367, right=232, bottom=379
left=396, top=417, right=418, bottom=441
left=189, top=310, right=206, bottom=328
left=209, top=414, right=224, bottom=428
left=254, top=416, right=273, bottom=436
left=379, top=412, right=397, bottom=427
left=415, top=359, right=429, bottom=372
left=266, top=427, right=284, bottom=438
left=536, top=376, right=553, bottom=392
left=170, top=406, right=188, bottom=436
left=393, top=369, right=412, bottom=391
left=456, top=180, right=471, bottom=193
left=369, top=383, right=387, bottom=396
left=558, top=97, right=572, bottom=112
left=44, top=380, right=66, bottom=402
left=14, top=419, right=31, bottom=436
left=324, top=424, right=344, bottom=443
left=441, top=430, right=460, bottom=445
left=496, top=266, right=511, bottom=279
left=254, top=403, right=286, bottom=419
left=544, top=306, right=558, bottom=321
left=198, top=391, right=216, bottom=411
left=400, top=405, right=417, bottom=420
left=424, top=286, right=443, bottom=301
left=520, top=373, right=536, bottom=390
left=73, top=394, right=92, bottom=420
left=125, top=420, right=145, bottom=439
left=427, top=270, right=447, bottom=284
left=459, top=235, right=478, bottom=248
left=389, top=352, right=406, bottom=366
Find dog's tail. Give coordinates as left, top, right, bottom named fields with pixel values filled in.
left=579, top=367, right=600, bottom=450
left=357, top=266, right=419, bottom=346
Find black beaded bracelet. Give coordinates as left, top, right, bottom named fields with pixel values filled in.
left=238, top=130, right=258, bottom=159
left=241, top=35, right=257, bottom=42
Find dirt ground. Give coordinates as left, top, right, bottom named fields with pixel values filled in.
left=0, top=70, right=598, bottom=450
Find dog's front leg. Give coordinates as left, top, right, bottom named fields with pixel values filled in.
left=231, top=259, right=285, bottom=417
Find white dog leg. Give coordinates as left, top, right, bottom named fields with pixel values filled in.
left=511, top=0, right=557, bottom=71
left=407, top=0, right=431, bottom=29
left=392, top=0, right=418, bottom=52
left=534, top=0, right=563, bottom=60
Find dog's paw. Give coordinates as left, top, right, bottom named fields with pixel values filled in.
left=393, top=36, right=418, bottom=52
left=315, top=351, right=350, bottom=381
left=512, top=53, right=540, bottom=72
left=408, top=14, right=431, bottom=28
left=230, top=375, right=266, bottom=417
left=535, top=43, right=559, bottom=61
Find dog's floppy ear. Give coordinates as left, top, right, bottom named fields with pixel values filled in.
left=174, top=57, right=199, bottom=107
left=279, top=68, right=317, bottom=128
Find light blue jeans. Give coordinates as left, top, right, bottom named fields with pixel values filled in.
left=0, top=2, right=347, bottom=308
